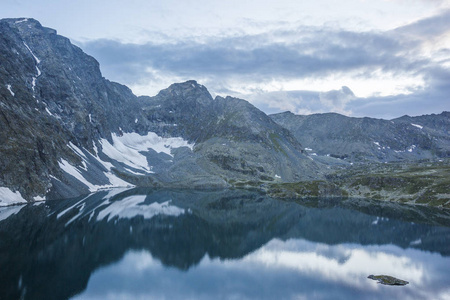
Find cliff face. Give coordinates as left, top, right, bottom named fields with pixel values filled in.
left=0, top=18, right=147, bottom=201
left=0, top=18, right=321, bottom=204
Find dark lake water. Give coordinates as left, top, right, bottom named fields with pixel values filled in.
left=1, top=188, right=449, bottom=300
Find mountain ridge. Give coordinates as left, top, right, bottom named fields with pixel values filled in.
left=0, top=18, right=323, bottom=204
left=270, top=110, right=449, bottom=162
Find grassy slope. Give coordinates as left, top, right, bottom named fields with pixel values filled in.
left=256, top=160, right=450, bottom=209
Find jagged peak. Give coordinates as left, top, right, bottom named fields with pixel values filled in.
left=156, top=80, right=213, bottom=104
left=1, top=17, right=57, bottom=36
left=168, top=80, right=204, bottom=90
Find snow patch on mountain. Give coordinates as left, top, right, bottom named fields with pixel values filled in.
left=115, top=132, right=194, bottom=156
left=58, top=157, right=132, bottom=193
left=68, top=142, right=88, bottom=160
left=45, top=107, right=54, bottom=116
left=33, top=195, right=45, bottom=201
left=58, top=132, right=194, bottom=194
left=99, top=136, right=153, bottom=173
left=15, top=18, right=29, bottom=24
left=23, top=42, right=42, bottom=97
left=23, top=42, right=41, bottom=64
left=6, top=84, right=14, bottom=96
left=0, top=187, right=27, bottom=206
left=59, top=159, right=97, bottom=191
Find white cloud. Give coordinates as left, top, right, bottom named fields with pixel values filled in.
left=318, top=86, right=355, bottom=115
left=1, top=0, right=447, bottom=43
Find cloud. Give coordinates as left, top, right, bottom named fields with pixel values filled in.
left=351, top=66, right=450, bottom=118
left=393, top=9, right=450, bottom=38
left=246, top=91, right=319, bottom=115
left=79, top=10, right=450, bottom=118
left=82, top=27, right=421, bottom=88
left=246, top=87, right=356, bottom=116
left=319, top=86, right=355, bottom=115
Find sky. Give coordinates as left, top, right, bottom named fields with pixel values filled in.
left=2, top=0, right=450, bottom=119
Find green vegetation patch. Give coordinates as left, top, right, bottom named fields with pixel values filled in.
left=265, top=160, right=450, bottom=208
left=266, top=181, right=344, bottom=199
left=337, top=161, right=450, bottom=208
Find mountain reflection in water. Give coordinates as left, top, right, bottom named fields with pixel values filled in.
left=0, top=188, right=449, bottom=300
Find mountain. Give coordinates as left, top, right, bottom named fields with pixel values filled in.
left=1, top=18, right=448, bottom=207
left=137, top=84, right=322, bottom=184
left=270, top=111, right=450, bottom=163
left=0, top=18, right=322, bottom=205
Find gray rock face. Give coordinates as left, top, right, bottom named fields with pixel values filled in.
left=0, top=18, right=321, bottom=203
left=0, top=18, right=149, bottom=201
left=270, top=111, right=449, bottom=163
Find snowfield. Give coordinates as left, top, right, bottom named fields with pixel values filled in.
left=54, top=132, right=194, bottom=196
left=0, top=187, right=27, bottom=207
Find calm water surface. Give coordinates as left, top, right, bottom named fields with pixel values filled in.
left=0, top=188, right=449, bottom=300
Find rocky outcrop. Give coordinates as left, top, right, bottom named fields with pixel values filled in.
left=368, top=275, right=409, bottom=286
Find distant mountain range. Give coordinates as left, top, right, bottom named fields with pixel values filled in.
left=0, top=18, right=448, bottom=205
left=270, top=111, right=450, bottom=162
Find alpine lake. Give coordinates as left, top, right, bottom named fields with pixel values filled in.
left=1, top=188, right=449, bottom=300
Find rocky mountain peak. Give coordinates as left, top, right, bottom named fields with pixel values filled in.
left=155, top=80, right=213, bottom=106
left=2, top=18, right=53, bottom=33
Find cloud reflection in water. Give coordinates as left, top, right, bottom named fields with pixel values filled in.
left=76, top=238, right=450, bottom=300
